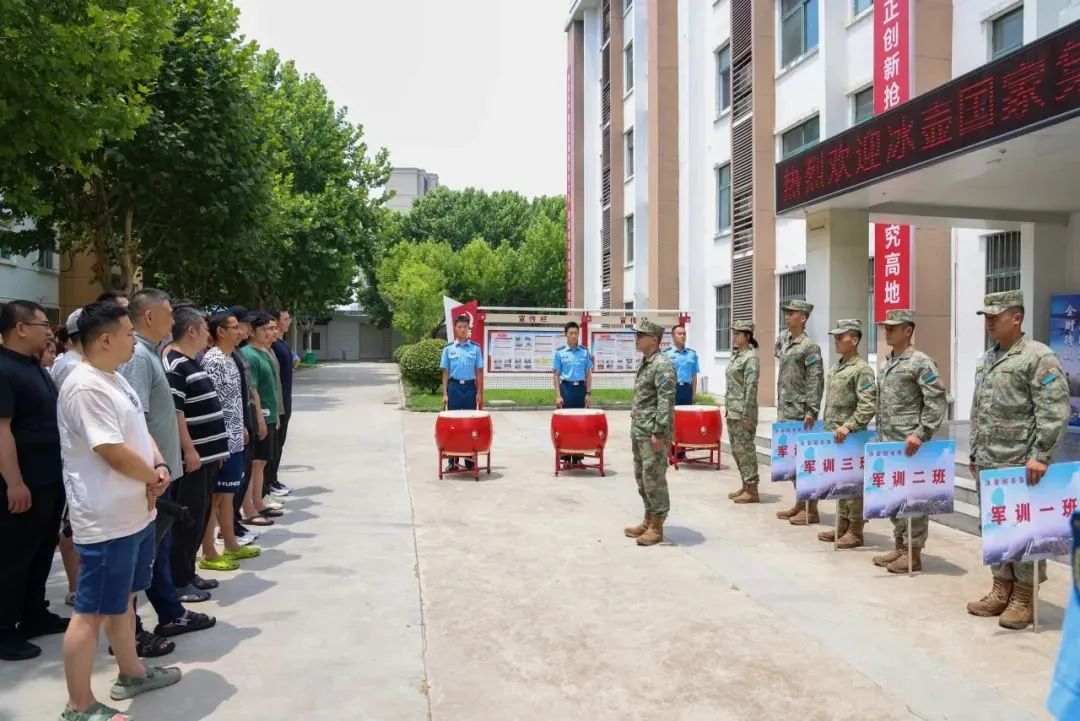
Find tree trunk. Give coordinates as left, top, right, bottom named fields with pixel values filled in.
left=119, top=207, right=139, bottom=295
left=90, top=176, right=115, bottom=291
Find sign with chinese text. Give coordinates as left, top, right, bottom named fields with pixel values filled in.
left=874, top=224, right=912, bottom=321
left=863, top=440, right=956, bottom=520
left=589, top=330, right=674, bottom=373
left=566, top=63, right=574, bottom=306
left=485, top=329, right=562, bottom=373
left=777, top=22, right=1080, bottom=213
left=979, top=463, right=1080, bottom=565
left=1049, top=294, right=1080, bottom=428
left=770, top=421, right=824, bottom=482
left=795, top=431, right=876, bottom=501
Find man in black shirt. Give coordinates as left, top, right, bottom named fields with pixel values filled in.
left=0, top=300, right=69, bottom=661
left=268, top=308, right=296, bottom=496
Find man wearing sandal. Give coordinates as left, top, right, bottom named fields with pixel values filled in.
left=57, top=301, right=182, bottom=721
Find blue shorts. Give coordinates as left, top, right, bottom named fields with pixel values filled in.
left=215, top=451, right=245, bottom=493
left=74, top=521, right=156, bottom=616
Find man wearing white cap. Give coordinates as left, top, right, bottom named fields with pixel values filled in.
left=51, top=309, right=84, bottom=391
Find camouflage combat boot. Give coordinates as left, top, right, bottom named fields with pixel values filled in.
left=728, top=481, right=747, bottom=500
left=776, top=501, right=803, bottom=520
left=788, top=500, right=820, bottom=525
left=625, top=511, right=652, bottom=538
left=836, top=520, right=865, bottom=549
left=817, top=517, right=849, bottom=543
left=873, top=539, right=905, bottom=567
left=966, top=578, right=1014, bottom=617
left=998, top=582, right=1034, bottom=630
left=886, top=546, right=921, bottom=574
left=636, top=513, right=666, bottom=546
left=732, top=484, right=760, bottom=504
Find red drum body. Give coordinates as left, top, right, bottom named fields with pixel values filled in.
left=550, top=409, right=608, bottom=453
left=435, top=410, right=493, bottom=454
left=673, top=405, right=723, bottom=446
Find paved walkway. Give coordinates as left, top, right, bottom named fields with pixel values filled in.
left=2, top=363, right=1070, bottom=720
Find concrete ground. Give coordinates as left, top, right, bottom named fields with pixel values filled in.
left=2, top=362, right=1070, bottom=721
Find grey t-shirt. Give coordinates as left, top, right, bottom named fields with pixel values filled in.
left=119, top=333, right=182, bottom=479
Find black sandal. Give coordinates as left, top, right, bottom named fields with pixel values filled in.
left=190, top=575, right=219, bottom=591
left=109, top=630, right=175, bottom=658
left=154, top=611, right=216, bottom=638
left=258, top=508, right=283, bottom=518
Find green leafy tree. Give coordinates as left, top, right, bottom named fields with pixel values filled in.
left=384, top=259, right=447, bottom=342
left=401, top=187, right=533, bottom=250
left=0, top=0, right=172, bottom=220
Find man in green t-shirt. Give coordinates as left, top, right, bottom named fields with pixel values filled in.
left=239, top=313, right=282, bottom=526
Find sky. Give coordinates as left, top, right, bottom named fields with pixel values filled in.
left=232, top=0, right=568, bottom=199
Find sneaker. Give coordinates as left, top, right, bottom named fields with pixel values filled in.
left=262, top=497, right=285, bottom=511
left=269, top=483, right=292, bottom=496
left=110, top=665, right=182, bottom=701
left=18, top=611, right=69, bottom=639
left=199, top=556, right=239, bottom=572
left=223, top=545, right=262, bottom=561
left=236, top=532, right=256, bottom=546
left=227, top=524, right=259, bottom=540
left=0, top=632, right=40, bottom=661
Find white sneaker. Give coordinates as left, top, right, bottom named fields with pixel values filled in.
left=269, top=484, right=292, bottom=496
left=262, top=497, right=285, bottom=511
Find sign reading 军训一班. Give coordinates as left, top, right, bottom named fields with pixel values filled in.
left=979, top=463, right=1080, bottom=566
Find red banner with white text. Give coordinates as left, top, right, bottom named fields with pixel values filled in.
left=873, top=0, right=912, bottom=321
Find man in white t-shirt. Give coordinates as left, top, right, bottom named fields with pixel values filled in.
left=51, top=308, right=84, bottom=391
left=56, top=301, right=181, bottom=721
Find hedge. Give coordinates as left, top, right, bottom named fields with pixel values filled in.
left=400, top=338, right=445, bottom=392
left=393, top=342, right=414, bottom=364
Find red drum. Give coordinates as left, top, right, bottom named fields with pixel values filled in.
left=671, top=405, right=722, bottom=470
left=550, top=408, right=608, bottom=476
left=435, top=410, right=493, bottom=479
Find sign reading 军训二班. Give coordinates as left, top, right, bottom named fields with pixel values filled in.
left=863, top=440, right=956, bottom=520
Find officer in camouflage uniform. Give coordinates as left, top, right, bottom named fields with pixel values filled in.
left=725, top=320, right=761, bottom=504
left=966, top=290, right=1070, bottom=630
left=624, top=320, right=677, bottom=547
left=774, top=299, right=825, bottom=524
left=871, top=309, right=947, bottom=573
left=815, top=319, right=877, bottom=547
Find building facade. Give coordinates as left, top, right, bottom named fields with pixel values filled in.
left=385, top=167, right=440, bottom=212
left=567, top=0, right=1080, bottom=418
left=0, top=246, right=60, bottom=324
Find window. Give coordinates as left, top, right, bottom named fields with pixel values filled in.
left=625, top=128, right=635, bottom=179
left=624, top=301, right=634, bottom=310
left=43, top=307, right=60, bottom=325
left=781, top=0, right=819, bottom=67
left=716, top=164, right=732, bottom=233
left=985, top=230, right=1021, bottom=348
left=991, top=6, right=1024, bottom=59
left=853, top=0, right=872, bottom=15
left=624, top=214, right=635, bottom=266
left=623, top=0, right=632, bottom=12
left=852, top=86, right=874, bottom=125
left=716, top=45, right=732, bottom=113
left=715, top=285, right=732, bottom=352
left=624, top=41, right=634, bottom=92
left=781, top=115, right=819, bottom=159
left=0, top=249, right=11, bottom=261
left=778, top=270, right=807, bottom=331
left=311, top=332, right=322, bottom=351
left=37, top=248, right=55, bottom=271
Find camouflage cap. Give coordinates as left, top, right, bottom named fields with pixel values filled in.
left=781, top=299, right=814, bottom=314
left=977, top=290, right=1024, bottom=316
left=828, top=319, right=864, bottom=336
left=731, top=319, right=755, bottom=334
left=880, top=309, right=915, bottom=326
left=633, top=319, right=665, bottom=339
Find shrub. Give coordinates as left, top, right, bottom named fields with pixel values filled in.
left=400, top=338, right=445, bottom=392
left=393, top=342, right=414, bottom=364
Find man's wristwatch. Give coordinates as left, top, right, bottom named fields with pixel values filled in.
left=154, top=463, right=169, bottom=472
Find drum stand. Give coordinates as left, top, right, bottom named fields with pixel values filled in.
left=669, top=442, right=722, bottom=471
left=437, top=450, right=491, bottom=481
left=554, top=447, right=606, bottom=477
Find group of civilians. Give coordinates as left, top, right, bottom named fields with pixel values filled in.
left=0, top=289, right=299, bottom=721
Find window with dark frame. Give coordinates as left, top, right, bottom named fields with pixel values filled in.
left=853, top=0, right=872, bottom=16
left=778, top=270, right=807, bottom=332
left=716, top=164, right=732, bottom=233
left=991, top=6, right=1024, bottom=60
left=781, top=0, right=819, bottom=68
left=853, top=86, right=874, bottom=124
left=624, top=0, right=632, bottom=12
left=624, top=41, right=634, bottom=91
left=716, top=45, right=732, bottom=113
left=625, top=128, right=635, bottom=179
left=984, top=230, right=1022, bottom=348
left=624, top=214, right=635, bottom=265
left=781, top=115, right=819, bottom=159
left=716, top=285, right=732, bottom=352
left=311, top=332, right=322, bottom=351
left=37, top=248, right=55, bottom=271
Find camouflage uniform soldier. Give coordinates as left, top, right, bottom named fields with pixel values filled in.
left=624, top=320, right=677, bottom=547
left=774, top=299, right=825, bottom=524
left=726, top=320, right=761, bottom=504
left=816, top=319, right=877, bottom=548
left=871, top=309, right=947, bottom=573
left=967, top=290, right=1070, bottom=630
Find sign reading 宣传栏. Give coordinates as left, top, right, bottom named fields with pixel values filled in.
left=863, top=440, right=956, bottom=520
left=979, top=463, right=1080, bottom=566
left=1049, top=294, right=1080, bottom=429
left=795, top=431, right=876, bottom=501
left=770, top=421, right=825, bottom=482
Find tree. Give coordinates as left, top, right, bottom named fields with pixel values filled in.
left=0, top=0, right=171, bottom=220
left=400, top=187, right=533, bottom=250
left=384, top=260, right=446, bottom=342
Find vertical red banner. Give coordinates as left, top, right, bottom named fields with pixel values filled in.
left=873, top=0, right=912, bottom=321
left=566, top=64, right=574, bottom=307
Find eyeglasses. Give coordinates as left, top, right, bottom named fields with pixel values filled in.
left=20, top=321, right=52, bottom=329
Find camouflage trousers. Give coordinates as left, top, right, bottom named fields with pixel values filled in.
left=632, top=437, right=671, bottom=515
left=975, top=465, right=1048, bottom=585
left=890, top=515, right=929, bottom=549
left=838, top=498, right=864, bottom=522
left=726, top=418, right=759, bottom=485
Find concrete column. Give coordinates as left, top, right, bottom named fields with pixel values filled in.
left=1022, top=221, right=1071, bottom=344
left=911, top=227, right=953, bottom=395
left=805, top=209, right=871, bottom=368
left=646, top=0, right=679, bottom=309
left=567, top=21, right=586, bottom=308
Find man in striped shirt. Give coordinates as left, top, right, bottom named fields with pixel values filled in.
left=165, top=308, right=230, bottom=600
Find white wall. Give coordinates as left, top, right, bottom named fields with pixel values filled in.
left=630, top=0, right=650, bottom=307
left=0, top=254, right=59, bottom=310
left=582, top=7, right=603, bottom=308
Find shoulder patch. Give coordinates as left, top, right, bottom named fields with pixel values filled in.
left=806, top=357, right=819, bottom=366
left=1038, top=368, right=1058, bottom=386
left=920, top=371, right=938, bottom=384
left=860, top=380, right=874, bottom=391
